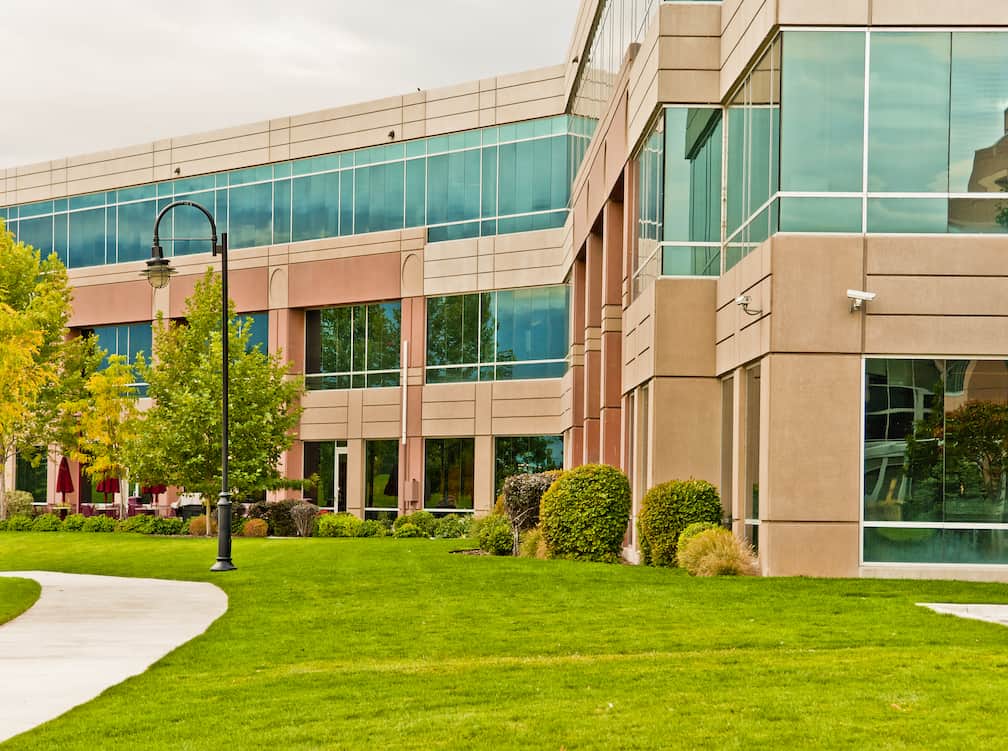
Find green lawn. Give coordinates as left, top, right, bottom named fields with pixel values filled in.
left=1, top=534, right=1008, bottom=749
left=0, top=576, right=39, bottom=625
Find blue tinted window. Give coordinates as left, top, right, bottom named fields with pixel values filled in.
left=68, top=208, right=105, bottom=267
left=292, top=172, right=339, bottom=242
left=229, top=182, right=273, bottom=249
left=117, top=200, right=156, bottom=263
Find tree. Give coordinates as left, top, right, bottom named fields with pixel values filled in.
left=126, top=269, right=303, bottom=505
left=0, top=222, right=84, bottom=518
left=64, top=355, right=142, bottom=515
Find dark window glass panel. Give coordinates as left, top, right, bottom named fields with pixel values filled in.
left=241, top=312, right=268, bottom=353
left=425, top=438, right=474, bottom=510
left=778, top=197, right=863, bottom=233
left=171, top=195, right=216, bottom=256
left=867, top=198, right=948, bottom=233
left=425, top=366, right=477, bottom=384
left=273, top=179, right=291, bottom=243
left=68, top=208, right=105, bottom=268
left=405, top=158, right=426, bottom=228
left=863, top=527, right=944, bottom=563
left=366, top=302, right=401, bottom=372
left=780, top=31, right=866, bottom=192
left=303, top=441, right=335, bottom=508
left=321, top=307, right=352, bottom=375
left=53, top=213, right=68, bottom=266
left=494, top=435, right=563, bottom=495
left=481, top=146, right=498, bottom=218
left=726, top=96, right=746, bottom=236
left=228, top=181, right=273, bottom=249
left=117, top=200, right=156, bottom=263
left=365, top=440, right=399, bottom=509
left=495, top=361, right=568, bottom=381
left=661, top=245, right=721, bottom=277
left=69, top=193, right=104, bottom=210
left=292, top=171, right=339, bottom=242
left=15, top=449, right=48, bottom=502
left=869, top=33, right=951, bottom=193
left=17, top=215, right=53, bottom=255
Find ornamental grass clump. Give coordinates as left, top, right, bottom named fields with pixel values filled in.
left=676, top=527, right=758, bottom=577
left=188, top=515, right=218, bottom=537
left=539, top=464, right=631, bottom=563
left=637, top=479, right=723, bottom=567
left=242, top=518, right=268, bottom=537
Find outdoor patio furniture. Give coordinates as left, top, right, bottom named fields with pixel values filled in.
left=80, top=503, right=95, bottom=518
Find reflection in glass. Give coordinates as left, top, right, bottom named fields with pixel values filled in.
left=779, top=198, right=862, bottom=233
left=365, top=440, right=399, bottom=513
left=950, top=33, right=1008, bottom=194
left=305, top=303, right=401, bottom=390
left=494, top=435, right=563, bottom=495
left=425, top=438, right=475, bottom=511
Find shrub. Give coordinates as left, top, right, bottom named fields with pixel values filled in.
left=153, top=517, right=186, bottom=536
left=82, top=515, right=116, bottom=533
left=637, top=479, right=723, bottom=567
left=477, top=514, right=513, bottom=555
left=677, top=528, right=758, bottom=577
left=291, top=502, right=319, bottom=537
left=32, top=513, right=63, bottom=532
left=0, top=519, right=7, bottom=531
left=502, top=470, right=561, bottom=532
left=433, top=514, right=468, bottom=539
left=316, top=513, right=363, bottom=538
left=61, top=514, right=87, bottom=532
left=677, top=521, right=721, bottom=551
left=118, top=515, right=156, bottom=534
left=188, top=515, right=218, bottom=536
left=243, top=518, right=268, bottom=537
left=6, top=514, right=34, bottom=531
left=356, top=519, right=386, bottom=538
left=2, top=490, right=34, bottom=519
left=518, top=527, right=548, bottom=559
left=393, top=510, right=437, bottom=537
left=393, top=522, right=424, bottom=539
left=539, top=464, right=631, bottom=563
left=247, top=500, right=299, bottom=537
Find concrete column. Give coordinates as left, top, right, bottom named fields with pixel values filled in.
left=600, top=200, right=624, bottom=466
left=583, top=232, right=603, bottom=463
left=568, top=256, right=586, bottom=469
left=347, top=438, right=364, bottom=517
left=474, top=435, right=495, bottom=513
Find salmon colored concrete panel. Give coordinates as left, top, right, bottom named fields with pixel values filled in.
left=69, top=280, right=152, bottom=328
left=760, top=522, right=860, bottom=578
left=168, top=266, right=268, bottom=318
left=770, top=235, right=863, bottom=354
left=764, top=354, right=862, bottom=523
left=288, top=252, right=401, bottom=309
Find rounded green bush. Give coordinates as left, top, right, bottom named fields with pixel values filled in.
left=637, top=479, right=723, bottom=567
left=539, top=464, right=631, bottom=563
left=393, top=522, right=424, bottom=539
left=677, top=521, right=720, bottom=551
left=394, top=511, right=436, bottom=537
left=433, top=514, right=468, bottom=539
left=82, top=515, right=116, bottom=533
left=477, top=514, right=513, bottom=555
left=32, top=513, right=63, bottom=532
left=61, top=514, right=86, bottom=532
left=6, top=514, right=34, bottom=532
left=316, top=513, right=363, bottom=538
left=356, top=519, right=387, bottom=538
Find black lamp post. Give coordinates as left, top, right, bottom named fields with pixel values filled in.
left=144, top=200, right=236, bottom=572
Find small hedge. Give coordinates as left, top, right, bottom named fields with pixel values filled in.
left=118, top=515, right=186, bottom=536
left=6, top=514, right=34, bottom=531
left=477, top=514, right=513, bottom=555
left=433, top=514, right=469, bottom=539
left=357, top=519, right=387, bottom=538
left=82, top=515, right=116, bottom=533
left=316, top=513, right=363, bottom=538
left=242, top=518, right=268, bottom=537
left=539, top=464, right=631, bottom=563
left=31, top=513, right=63, bottom=532
left=394, top=510, right=436, bottom=537
left=61, top=514, right=87, bottom=532
left=393, top=522, right=424, bottom=539
left=637, top=479, right=723, bottom=567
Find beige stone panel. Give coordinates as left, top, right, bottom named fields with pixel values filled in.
left=346, top=390, right=364, bottom=438
left=735, top=318, right=769, bottom=367
left=269, top=144, right=291, bottom=162
left=289, top=95, right=403, bottom=128
left=173, top=149, right=271, bottom=178
left=867, top=235, right=1008, bottom=276
left=401, top=122, right=427, bottom=141
left=69, top=280, right=152, bottom=327
left=475, top=382, right=493, bottom=435
left=491, top=416, right=565, bottom=435
left=289, top=127, right=400, bottom=160
left=628, top=71, right=660, bottom=156
left=66, top=152, right=156, bottom=182
left=14, top=170, right=54, bottom=191
left=474, top=434, right=495, bottom=513
left=66, top=142, right=154, bottom=169
left=492, top=378, right=562, bottom=400
left=720, top=2, right=776, bottom=99
left=649, top=377, right=721, bottom=486
left=291, top=107, right=401, bottom=141
left=168, top=132, right=270, bottom=165
left=424, top=400, right=475, bottom=420
left=403, top=103, right=426, bottom=124
left=427, top=79, right=480, bottom=102
left=653, top=278, right=717, bottom=378
left=778, top=0, right=868, bottom=24
left=8, top=185, right=58, bottom=203
left=764, top=354, right=862, bottom=523
left=361, top=422, right=400, bottom=440
left=494, top=265, right=568, bottom=290
left=492, top=398, right=562, bottom=419
left=301, top=390, right=351, bottom=409
left=496, top=65, right=566, bottom=90
left=720, top=0, right=770, bottom=57
left=866, top=315, right=1008, bottom=356
left=268, top=266, right=288, bottom=310
left=658, top=37, right=721, bottom=72
left=760, top=522, right=860, bottom=578
left=14, top=159, right=54, bottom=176
left=479, top=91, right=495, bottom=110
left=404, top=90, right=426, bottom=106
left=346, top=438, right=364, bottom=515
left=660, top=1, right=722, bottom=37
left=872, top=0, right=1008, bottom=25
left=424, top=93, right=480, bottom=119
left=300, top=424, right=350, bottom=442
left=168, top=121, right=268, bottom=150
left=401, top=251, right=423, bottom=299
left=426, top=112, right=482, bottom=136
left=269, top=116, right=291, bottom=130
left=51, top=167, right=67, bottom=186
left=716, top=303, right=738, bottom=345
left=362, top=403, right=401, bottom=426
left=300, top=407, right=351, bottom=426
left=424, top=274, right=480, bottom=296
left=495, top=97, right=566, bottom=125
left=860, top=564, right=1008, bottom=583
left=868, top=276, right=1008, bottom=317
left=424, top=256, right=479, bottom=279
left=63, top=168, right=153, bottom=196
left=496, top=78, right=564, bottom=108
left=493, top=227, right=565, bottom=253
left=422, top=418, right=476, bottom=436
left=771, top=235, right=863, bottom=354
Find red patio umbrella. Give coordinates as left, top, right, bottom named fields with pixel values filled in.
left=141, top=484, right=168, bottom=504
left=56, top=457, right=74, bottom=506
left=97, top=476, right=120, bottom=503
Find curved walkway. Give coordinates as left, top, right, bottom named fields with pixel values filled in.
left=0, top=571, right=227, bottom=743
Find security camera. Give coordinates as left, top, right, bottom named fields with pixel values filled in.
left=735, top=294, right=761, bottom=316
left=847, top=289, right=876, bottom=312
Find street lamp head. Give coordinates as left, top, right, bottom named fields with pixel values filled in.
left=143, top=252, right=176, bottom=289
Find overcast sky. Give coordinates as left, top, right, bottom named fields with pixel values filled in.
left=1, top=0, right=579, bottom=169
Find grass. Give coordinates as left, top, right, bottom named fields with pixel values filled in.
left=2, top=534, right=1008, bottom=749
left=0, top=577, right=40, bottom=625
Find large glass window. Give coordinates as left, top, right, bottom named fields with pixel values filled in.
left=88, top=322, right=152, bottom=391
left=303, top=440, right=348, bottom=512
left=426, top=286, right=568, bottom=383
left=633, top=107, right=722, bottom=294
left=365, top=440, right=399, bottom=519
left=425, top=438, right=475, bottom=513
left=16, top=449, right=47, bottom=503
left=305, top=302, right=400, bottom=390
left=494, top=435, right=564, bottom=495
left=864, top=358, right=1008, bottom=564
left=4, top=116, right=573, bottom=264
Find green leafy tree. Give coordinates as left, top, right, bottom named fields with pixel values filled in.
left=0, top=222, right=90, bottom=517
left=126, top=269, right=303, bottom=505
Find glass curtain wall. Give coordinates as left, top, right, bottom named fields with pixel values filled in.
left=633, top=107, right=722, bottom=295
left=426, top=285, right=569, bottom=383
left=364, top=440, right=399, bottom=520
left=2, top=116, right=571, bottom=267
left=305, top=302, right=401, bottom=390
left=864, top=358, right=1008, bottom=564
left=425, top=438, right=475, bottom=513
left=494, top=435, right=564, bottom=495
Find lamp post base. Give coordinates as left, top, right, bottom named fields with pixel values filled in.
left=211, top=559, right=237, bottom=572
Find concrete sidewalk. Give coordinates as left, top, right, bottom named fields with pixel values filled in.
left=0, top=571, right=227, bottom=743
left=920, top=602, right=1008, bottom=627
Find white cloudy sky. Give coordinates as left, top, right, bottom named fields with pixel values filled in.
left=1, top=0, right=579, bottom=169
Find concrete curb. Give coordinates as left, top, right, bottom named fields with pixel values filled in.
left=0, top=571, right=227, bottom=743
